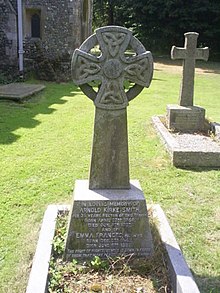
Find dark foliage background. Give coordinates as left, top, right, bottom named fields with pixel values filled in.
left=93, top=0, right=220, bottom=59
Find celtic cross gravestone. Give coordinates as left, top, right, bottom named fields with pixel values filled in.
left=72, top=26, right=153, bottom=189
left=64, top=26, right=154, bottom=260
left=167, top=32, right=209, bottom=132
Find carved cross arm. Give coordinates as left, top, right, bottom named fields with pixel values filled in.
left=124, top=52, right=153, bottom=87
left=72, top=49, right=102, bottom=85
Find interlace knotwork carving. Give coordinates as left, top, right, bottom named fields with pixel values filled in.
left=102, top=32, right=126, bottom=57
left=72, top=26, right=153, bottom=110
left=78, top=56, right=101, bottom=80
left=100, top=81, right=124, bottom=105
left=124, top=58, right=150, bottom=84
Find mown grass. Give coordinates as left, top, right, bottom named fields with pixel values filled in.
left=0, top=61, right=220, bottom=292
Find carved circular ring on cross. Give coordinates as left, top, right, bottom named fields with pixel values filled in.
left=72, top=26, right=153, bottom=110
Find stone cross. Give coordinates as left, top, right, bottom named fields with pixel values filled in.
left=171, top=32, right=209, bottom=107
left=72, top=26, right=153, bottom=189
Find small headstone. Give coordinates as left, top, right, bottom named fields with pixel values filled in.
left=167, top=104, right=206, bottom=132
left=167, top=32, right=209, bottom=132
left=64, top=26, right=154, bottom=260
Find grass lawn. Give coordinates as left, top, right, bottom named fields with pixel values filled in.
left=0, top=60, right=220, bottom=293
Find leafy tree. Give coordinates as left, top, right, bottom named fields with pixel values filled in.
left=93, top=0, right=220, bottom=58
left=93, top=0, right=133, bottom=27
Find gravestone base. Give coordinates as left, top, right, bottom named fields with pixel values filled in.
left=167, top=104, right=206, bottom=132
left=64, top=180, right=153, bottom=261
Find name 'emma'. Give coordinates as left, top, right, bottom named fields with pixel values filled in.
left=75, top=232, right=130, bottom=239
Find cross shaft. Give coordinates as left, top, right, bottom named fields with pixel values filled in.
left=171, top=32, right=209, bottom=106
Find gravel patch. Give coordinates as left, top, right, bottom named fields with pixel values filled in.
left=152, top=115, right=220, bottom=167
left=173, top=132, right=220, bottom=152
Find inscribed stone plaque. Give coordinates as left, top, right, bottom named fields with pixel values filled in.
left=64, top=180, right=153, bottom=260
left=167, top=105, right=206, bottom=132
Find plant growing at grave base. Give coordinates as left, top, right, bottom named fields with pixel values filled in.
left=90, top=256, right=109, bottom=271
left=47, top=211, right=171, bottom=293
left=52, top=212, right=68, bottom=257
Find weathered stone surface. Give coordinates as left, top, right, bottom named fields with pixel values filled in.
left=167, top=32, right=209, bottom=133
left=64, top=26, right=154, bottom=260
left=71, top=26, right=153, bottom=189
left=0, top=0, right=93, bottom=78
left=0, top=83, right=45, bottom=101
left=64, top=180, right=153, bottom=260
left=89, top=108, right=129, bottom=189
left=72, top=26, right=153, bottom=110
left=171, top=32, right=209, bottom=107
left=0, top=0, right=17, bottom=65
left=167, top=104, right=206, bottom=132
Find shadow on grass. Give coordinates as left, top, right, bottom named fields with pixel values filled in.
left=193, top=272, right=220, bottom=293
left=152, top=78, right=165, bottom=81
left=0, top=82, right=81, bottom=144
left=177, top=166, right=220, bottom=172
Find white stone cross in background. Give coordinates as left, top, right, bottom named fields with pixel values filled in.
left=171, top=32, right=209, bottom=107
